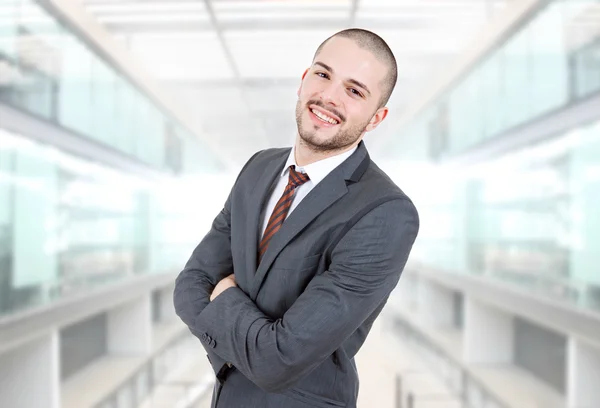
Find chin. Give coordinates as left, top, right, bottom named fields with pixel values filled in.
left=299, top=133, right=337, bottom=152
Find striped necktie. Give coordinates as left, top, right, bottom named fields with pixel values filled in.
left=258, top=165, right=310, bottom=262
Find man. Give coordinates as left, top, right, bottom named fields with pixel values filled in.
left=173, top=28, right=419, bottom=408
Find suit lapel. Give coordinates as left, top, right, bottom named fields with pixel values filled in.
left=243, top=150, right=289, bottom=281
left=249, top=142, right=370, bottom=300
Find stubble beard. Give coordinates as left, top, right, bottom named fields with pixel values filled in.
left=295, top=98, right=369, bottom=153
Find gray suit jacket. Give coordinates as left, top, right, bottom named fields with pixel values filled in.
left=173, top=141, right=419, bottom=407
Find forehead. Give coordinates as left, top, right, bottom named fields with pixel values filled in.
left=313, top=36, right=387, bottom=93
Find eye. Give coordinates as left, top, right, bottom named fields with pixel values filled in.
left=316, top=72, right=329, bottom=79
left=349, top=88, right=363, bottom=97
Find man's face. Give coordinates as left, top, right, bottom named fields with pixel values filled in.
left=295, top=36, right=389, bottom=153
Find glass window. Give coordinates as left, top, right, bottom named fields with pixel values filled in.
left=118, top=82, right=138, bottom=156
left=0, top=131, right=59, bottom=312
left=529, top=1, right=569, bottom=115
left=566, top=0, right=600, bottom=99
left=410, top=118, right=600, bottom=313
left=142, top=103, right=164, bottom=168
left=462, top=68, right=483, bottom=147
left=0, top=1, right=18, bottom=60
left=58, top=34, right=92, bottom=136
left=0, top=1, right=224, bottom=173
left=12, top=137, right=58, bottom=291
left=501, top=24, right=531, bottom=130
left=113, top=75, right=131, bottom=154
left=447, top=84, right=466, bottom=154
left=0, top=1, right=20, bottom=107
left=133, top=96, right=154, bottom=162
left=0, top=134, right=14, bottom=313
left=0, top=126, right=223, bottom=317
left=420, top=108, right=439, bottom=160
left=90, top=54, right=117, bottom=145
left=569, top=122, right=600, bottom=300
left=419, top=0, right=600, bottom=158
left=480, top=52, right=503, bottom=139
left=0, top=128, right=156, bottom=318
left=572, top=39, right=600, bottom=98
left=4, top=1, right=59, bottom=119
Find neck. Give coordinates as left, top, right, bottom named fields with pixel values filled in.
left=294, top=136, right=359, bottom=167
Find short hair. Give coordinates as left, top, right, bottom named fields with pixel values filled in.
left=313, top=28, right=398, bottom=107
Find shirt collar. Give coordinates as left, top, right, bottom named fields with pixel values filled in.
left=281, top=144, right=357, bottom=187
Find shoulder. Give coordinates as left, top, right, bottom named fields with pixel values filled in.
left=242, top=147, right=290, bottom=171
left=232, top=147, right=290, bottom=182
left=329, top=160, right=420, bottom=263
left=356, top=159, right=419, bottom=221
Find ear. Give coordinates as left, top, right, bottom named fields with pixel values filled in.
left=297, top=68, right=309, bottom=96
left=365, top=107, right=389, bottom=132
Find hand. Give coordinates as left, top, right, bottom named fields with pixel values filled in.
left=210, top=274, right=237, bottom=302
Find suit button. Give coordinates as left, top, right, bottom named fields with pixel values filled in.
left=201, top=333, right=207, bottom=341
left=210, top=339, right=217, bottom=348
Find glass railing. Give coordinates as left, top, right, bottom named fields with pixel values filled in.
left=407, top=117, right=600, bottom=314
left=0, top=127, right=225, bottom=318
left=572, top=34, right=600, bottom=99
left=395, top=0, right=600, bottom=160
left=93, top=332, right=209, bottom=408
left=391, top=315, right=509, bottom=408
left=0, top=0, right=222, bottom=173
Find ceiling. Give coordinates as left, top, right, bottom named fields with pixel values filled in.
left=79, top=0, right=510, bottom=167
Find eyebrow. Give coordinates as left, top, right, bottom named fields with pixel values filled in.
left=314, top=61, right=372, bottom=96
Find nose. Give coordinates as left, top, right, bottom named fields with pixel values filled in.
left=320, top=81, right=343, bottom=107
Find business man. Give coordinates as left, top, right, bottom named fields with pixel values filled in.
left=174, top=28, right=419, bottom=408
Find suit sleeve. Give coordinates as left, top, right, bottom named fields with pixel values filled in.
left=192, top=197, right=419, bottom=392
left=172, top=150, right=260, bottom=335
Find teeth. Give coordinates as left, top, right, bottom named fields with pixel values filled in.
left=311, top=109, right=338, bottom=125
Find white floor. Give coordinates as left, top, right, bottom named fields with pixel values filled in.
left=356, top=311, right=462, bottom=408
left=138, top=350, right=214, bottom=408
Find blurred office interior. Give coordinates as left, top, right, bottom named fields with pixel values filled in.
left=0, top=0, right=599, bottom=407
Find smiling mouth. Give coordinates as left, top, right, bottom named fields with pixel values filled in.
left=310, top=108, right=339, bottom=125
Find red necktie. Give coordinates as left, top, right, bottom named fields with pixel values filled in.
left=258, top=165, right=310, bottom=262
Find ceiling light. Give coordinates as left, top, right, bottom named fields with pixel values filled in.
left=214, top=0, right=351, bottom=12
left=217, top=11, right=348, bottom=21
left=86, top=1, right=206, bottom=14
left=97, top=13, right=210, bottom=23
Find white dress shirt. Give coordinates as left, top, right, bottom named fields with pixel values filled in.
left=260, top=145, right=357, bottom=239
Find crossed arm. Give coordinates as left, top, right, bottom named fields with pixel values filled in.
left=173, top=197, right=419, bottom=393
